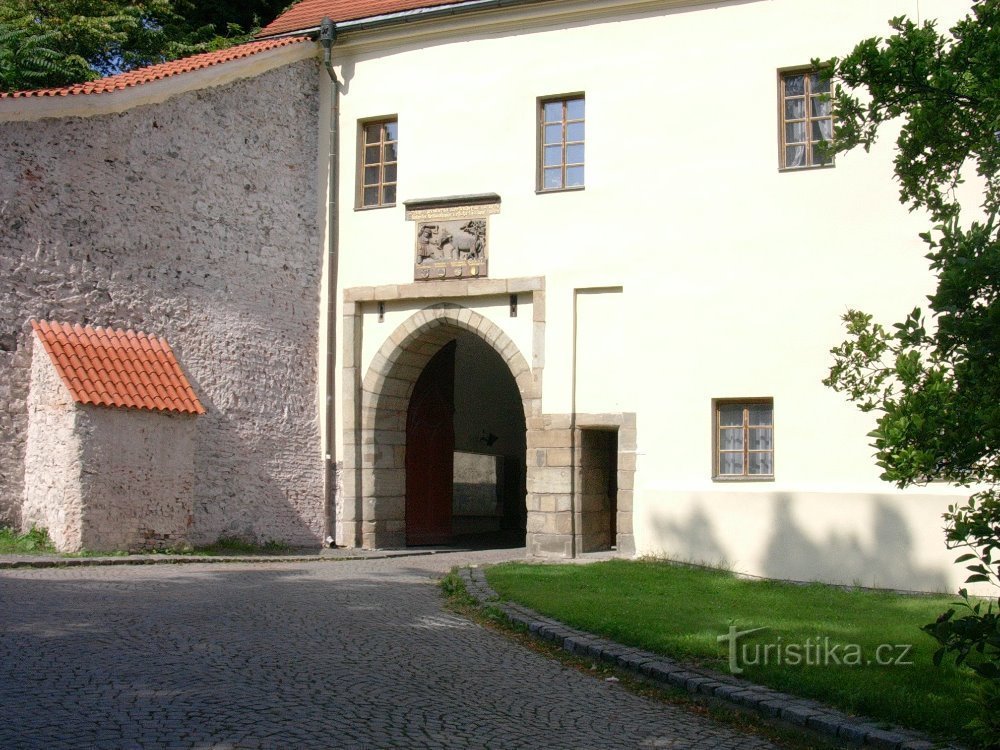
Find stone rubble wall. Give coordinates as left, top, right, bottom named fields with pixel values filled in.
left=76, top=404, right=197, bottom=552
left=0, top=59, right=326, bottom=546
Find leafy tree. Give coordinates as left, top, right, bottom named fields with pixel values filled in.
left=824, top=1, right=1000, bottom=743
left=0, top=17, right=88, bottom=89
left=175, top=1, right=292, bottom=38
left=0, top=0, right=289, bottom=92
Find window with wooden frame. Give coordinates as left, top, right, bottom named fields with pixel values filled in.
left=714, top=399, right=774, bottom=479
left=538, top=95, right=584, bottom=191
left=779, top=69, right=833, bottom=169
left=358, top=118, right=397, bottom=208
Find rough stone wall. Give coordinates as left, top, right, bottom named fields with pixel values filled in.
left=0, top=60, right=326, bottom=545
left=577, top=429, right=614, bottom=553
left=21, top=335, right=83, bottom=550
left=76, top=405, right=197, bottom=552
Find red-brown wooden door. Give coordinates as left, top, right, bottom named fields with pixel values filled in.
left=405, top=341, right=455, bottom=545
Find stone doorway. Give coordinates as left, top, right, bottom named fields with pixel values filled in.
left=577, top=428, right=618, bottom=552
left=347, top=304, right=535, bottom=550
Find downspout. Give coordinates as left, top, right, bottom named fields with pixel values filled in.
left=319, top=18, right=341, bottom=546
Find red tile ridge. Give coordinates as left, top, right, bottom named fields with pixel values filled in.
left=2, top=36, right=312, bottom=99
left=258, top=0, right=489, bottom=37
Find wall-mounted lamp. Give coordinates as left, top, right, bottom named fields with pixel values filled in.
left=377, top=301, right=385, bottom=323
left=509, top=294, right=518, bottom=317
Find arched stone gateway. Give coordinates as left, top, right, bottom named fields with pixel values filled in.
left=350, top=303, right=539, bottom=550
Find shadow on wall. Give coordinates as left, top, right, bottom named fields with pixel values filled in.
left=649, top=494, right=950, bottom=593
left=761, top=495, right=949, bottom=593
left=649, top=505, right=729, bottom=568
left=185, top=388, right=322, bottom=549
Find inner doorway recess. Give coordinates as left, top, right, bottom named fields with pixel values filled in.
left=577, top=428, right=618, bottom=552
left=405, top=329, right=526, bottom=547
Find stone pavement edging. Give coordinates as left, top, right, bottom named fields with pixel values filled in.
left=460, top=566, right=962, bottom=750
left=0, top=547, right=446, bottom=569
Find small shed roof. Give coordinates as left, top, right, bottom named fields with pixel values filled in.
left=31, top=320, right=206, bottom=415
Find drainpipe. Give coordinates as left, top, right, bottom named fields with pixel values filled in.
left=319, top=18, right=341, bottom=546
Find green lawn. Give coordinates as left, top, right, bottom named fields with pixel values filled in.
left=485, top=559, right=979, bottom=743
left=0, top=526, right=54, bottom=554
left=0, top=527, right=289, bottom=557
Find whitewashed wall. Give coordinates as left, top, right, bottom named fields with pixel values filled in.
left=330, top=0, right=981, bottom=592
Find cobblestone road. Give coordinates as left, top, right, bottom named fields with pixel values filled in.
left=0, top=550, right=781, bottom=749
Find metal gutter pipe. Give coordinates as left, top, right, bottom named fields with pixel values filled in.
left=318, top=18, right=341, bottom=547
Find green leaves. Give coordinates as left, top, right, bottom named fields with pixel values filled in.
left=830, top=7, right=1000, bottom=737
left=832, top=4, right=1000, bottom=223
left=827, top=3, right=1000, bottom=495
left=921, top=588, right=1000, bottom=679
left=0, top=0, right=274, bottom=93
left=0, top=18, right=94, bottom=90
left=824, top=310, right=892, bottom=411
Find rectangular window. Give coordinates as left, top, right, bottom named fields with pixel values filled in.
left=358, top=118, right=397, bottom=208
left=538, top=95, right=584, bottom=191
left=779, top=70, right=833, bottom=169
left=715, top=399, right=774, bottom=479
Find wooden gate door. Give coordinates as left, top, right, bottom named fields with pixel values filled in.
left=405, top=341, right=456, bottom=545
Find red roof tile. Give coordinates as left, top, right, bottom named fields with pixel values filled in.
left=31, top=320, right=206, bottom=416
left=259, top=0, right=497, bottom=36
left=1, top=36, right=311, bottom=99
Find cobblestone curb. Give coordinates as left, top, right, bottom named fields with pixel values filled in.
left=460, top=566, right=961, bottom=750
left=0, top=547, right=445, bottom=569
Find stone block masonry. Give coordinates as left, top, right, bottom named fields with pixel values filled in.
left=0, top=59, right=326, bottom=545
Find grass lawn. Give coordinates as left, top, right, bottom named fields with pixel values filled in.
left=0, top=526, right=55, bottom=554
left=0, top=527, right=290, bottom=557
left=486, top=559, right=980, bottom=744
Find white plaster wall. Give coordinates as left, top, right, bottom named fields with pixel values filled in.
left=76, top=405, right=197, bottom=552
left=21, top=336, right=83, bottom=551
left=329, top=0, right=980, bottom=591
left=358, top=296, right=533, bottom=378
left=635, top=489, right=966, bottom=594
left=574, top=288, right=629, bottom=415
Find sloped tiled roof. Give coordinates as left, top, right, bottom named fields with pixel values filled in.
left=31, top=320, right=206, bottom=415
left=1, top=36, right=311, bottom=99
left=259, top=0, right=487, bottom=36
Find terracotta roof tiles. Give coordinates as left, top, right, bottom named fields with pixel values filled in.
left=31, top=320, right=206, bottom=415
left=259, top=0, right=496, bottom=36
left=1, top=36, right=311, bottom=99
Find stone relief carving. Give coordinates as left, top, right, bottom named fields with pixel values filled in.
left=405, top=196, right=498, bottom=281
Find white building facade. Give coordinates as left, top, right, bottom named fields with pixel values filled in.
left=302, top=0, right=974, bottom=591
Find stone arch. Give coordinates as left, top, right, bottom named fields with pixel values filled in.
left=356, top=303, right=538, bottom=549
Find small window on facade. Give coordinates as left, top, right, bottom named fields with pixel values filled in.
left=715, top=400, right=774, bottom=479
left=779, top=70, right=833, bottom=169
left=539, top=95, right=584, bottom=191
left=358, top=118, right=397, bottom=208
